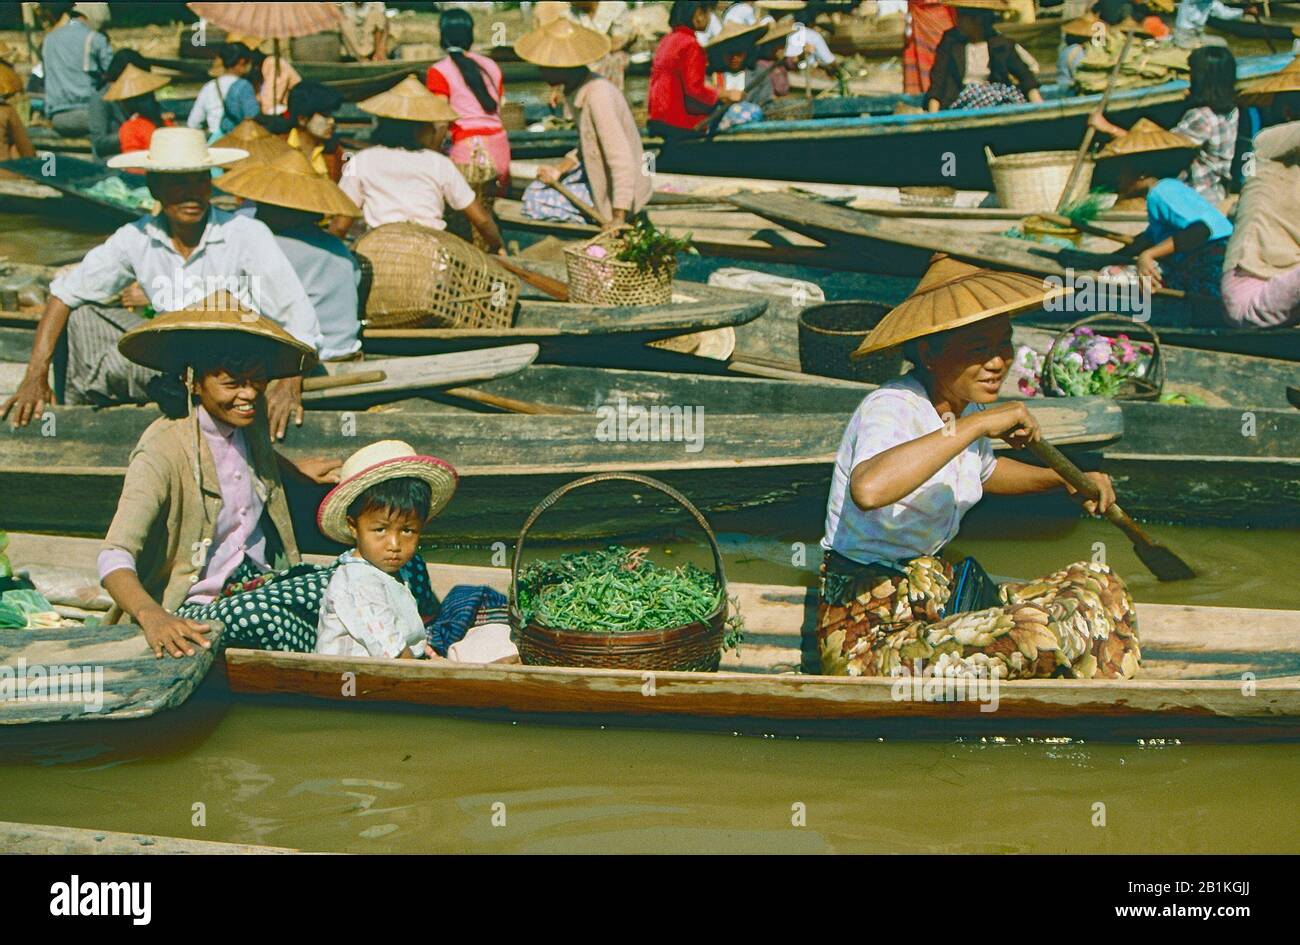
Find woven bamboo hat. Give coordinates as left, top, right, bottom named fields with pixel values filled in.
left=103, top=62, right=170, bottom=102
left=215, top=146, right=361, bottom=216
left=317, top=440, right=459, bottom=544
left=358, top=75, right=460, bottom=123
left=1096, top=117, right=1195, bottom=159
left=118, top=291, right=317, bottom=378
left=851, top=255, right=1068, bottom=359
left=1239, top=56, right=1300, bottom=101
left=0, top=63, right=23, bottom=97
left=107, top=127, right=247, bottom=171
left=759, top=16, right=798, bottom=46
left=214, top=118, right=271, bottom=146
left=514, top=18, right=612, bottom=68
left=705, top=20, right=769, bottom=50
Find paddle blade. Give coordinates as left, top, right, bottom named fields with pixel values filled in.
left=1132, top=539, right=1196, bottom=582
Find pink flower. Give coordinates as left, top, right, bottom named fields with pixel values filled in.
left=1075, top=326, right=1095, bottom=337
left=586, top=245, right=608, bottom=259
left=1018, top=377, right=1039, bottom=396
left=1104, top=362, right=1116, bottom=373
left=1083, top=338, right=1113, bottom=370
left=1139, top=343, right=1153, bottom=355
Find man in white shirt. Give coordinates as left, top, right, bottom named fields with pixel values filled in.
left=1173, top=0, right=1257, bottom=49
left=2, top=129, right=324, bottom=439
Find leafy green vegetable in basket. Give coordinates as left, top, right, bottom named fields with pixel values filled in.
left=1061, top=189, right=1108, bottom=229
left=0, top=530, right=10, bottom=580
left=517, top=545, right=742, bottom=646
left=0, top=588, right=59, bottom=629
left=614, top=217, right=695, bottom=277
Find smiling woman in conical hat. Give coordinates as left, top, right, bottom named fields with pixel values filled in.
left=102, top=291, right=343, bottom=661
left=516, top=18, right=651, bottom=229
left=340, top=75, right=504, bottom=252
left=814, top=254, right=1140, bottom=683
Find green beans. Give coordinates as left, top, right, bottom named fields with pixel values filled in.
left=518, top=545, right=723, bottom=633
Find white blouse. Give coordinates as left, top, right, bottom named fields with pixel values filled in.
left=315, top=551, right=428, bottom=659
left=821, top=373, right=997, bottom=565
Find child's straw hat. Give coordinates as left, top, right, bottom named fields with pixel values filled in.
left=317, top=440, right=459, bottom=544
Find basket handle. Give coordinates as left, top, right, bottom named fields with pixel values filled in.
left=1038, top=312, right=1165, bottom=394
left=508, top=473, right=728, bottom=621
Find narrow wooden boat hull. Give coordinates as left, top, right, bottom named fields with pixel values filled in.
left=1209, top=14, right=1300, bottom=40
left=0, top=155, right=149, bottom=225
left=225, top=563, right=1300, bottom=739
left=827, top=17, right=1062, bottom=58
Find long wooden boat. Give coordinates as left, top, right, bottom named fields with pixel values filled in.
left=1209, top=13, right=1300, bottom=40
left=0, top=369, right=1121, bottom=542
left=827, top=16, right=1062, bottom=58
left=225, top=559, right=1300, bottom=740
left=507, top=55, right=1292, bottom=188
left=0, top=155, right=151, bottom=225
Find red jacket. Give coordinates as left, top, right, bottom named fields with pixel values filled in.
left=648, top=25, right=718, bottom=129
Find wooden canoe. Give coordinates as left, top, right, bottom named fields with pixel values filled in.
left=826, top=16, right=1062, bottom=58
left=507, top=55, right=1293, bottom=188
left=0, top=617, right=220, bottom=724
left=1209, top=13, right=1300, bottom=40
left=225, top=559, right=1300, bottom=739
left=0, top=372, right=1121, bottom=542
left=0, top=155, right=152, bottom=225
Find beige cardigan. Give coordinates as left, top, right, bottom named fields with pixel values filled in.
left=570, top=76, right=652, bottom=220
left=102, top=408, right=300, bottom=616
left=1226, top=121, right=1300, bottom=280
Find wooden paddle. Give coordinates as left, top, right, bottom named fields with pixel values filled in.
left=692, top=60, right=784, bottom=136
left=494, top=256, right=571, bottom=302
left=1028, top=439, right=1195, bottom=581
left=540, top=178, right=607, bottom=227
left=441, top=386, right=583, bottom=415
left=1055, top=28, right=1135, bottom=215
left=301, top=370, right=386, bottom=393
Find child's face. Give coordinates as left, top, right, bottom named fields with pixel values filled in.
left=725, top=51, right=746, bottom=72
left=193, top=369, right=267, bottom=428
left=348, top=505, right=423, bottom=574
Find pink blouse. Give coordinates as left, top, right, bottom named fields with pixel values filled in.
left=426, top=52, right=505, bottom=142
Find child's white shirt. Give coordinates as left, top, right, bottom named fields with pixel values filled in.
left=315, top=550, right=427, bottom=659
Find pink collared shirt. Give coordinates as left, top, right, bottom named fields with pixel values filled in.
left=97, top=406, right=269, bottom=605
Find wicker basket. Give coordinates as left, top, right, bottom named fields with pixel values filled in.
left=898, top=185, right=957, bottom=207
left=1039, top=314, right=1165, bottom=401
left=798, top=301, right=905, bottom=384
left=510, top=474, right=729, bottom=672
left=499, top=100, right=526, bottom=131
left=564, top=231, right=676, bottom=306
left=445, top=137, right=500, bottom=253
left=290, top=31, right=342, bottom=63
left=985, top=147, right=1095, bottom=212
left=353, top=222, right=519, bottom=329
left=763, top=97, right=814, bottom=122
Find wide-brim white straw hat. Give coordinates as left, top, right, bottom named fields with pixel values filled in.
left=317, top=439, right=459, bottom=544
left=107, top=126, right=248, bottom=171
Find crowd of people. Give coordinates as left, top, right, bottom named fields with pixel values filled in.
left=0, top=1, right=1298, bottom=674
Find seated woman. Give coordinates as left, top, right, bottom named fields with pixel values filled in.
left=0, top=62, right=35, bottom=160
left=99, top=294, right=342, bottom=658
left=1090, top=45, right=1238, bottom=204
left=752, top=17, right=795, bottom=99
left=704, top=20, right=769, bottom=130
left=285, top=80, right=345, bottom=182
left=314, top=440, right=513, bottom=661
left=425, top=6, right=511, bottom=197
left=517, top=18, right=652, bottom=228
left=1095, top=119, right=1233, bottom=296
left=648, top=0, right=742, bottom=141
left=926, top=0, right=1043, bottom=111
left=339, top=76, right=504, bottom=252
left=86, top=49, right=146, bottom=161
left=101, top=63, right=173, bottom=158
left=819, top=255, right=1140, bottom=681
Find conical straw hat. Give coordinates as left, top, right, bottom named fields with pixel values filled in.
left=851, top=256, right=1068, bottom=359
left=0, top=63, right=23, bottom=97
left=107, top=126, right=247, bottom=171
left=1239, top=56, right=1300, bottom=101
left=215, top=146, right=361, bottom=216
left=358, top=74, right=460, bottom=122
left=705, top=20, right=769, bottom=50
left=103, top=62, right=170, bottom=102
left=316, top=439, right=459, bottom=545
left=759, top=17, right=798, bottom=47
left=1096, top=117, right=1196, bottom=159
left=514, top=18, right=612, bottom=68
left=214, top=118, right=272, bottom=146
left=224, top=133, right=296, bottom=166
left=757, top=1, right=807, bottom=11
left=118, top=290, right=317, bottom=378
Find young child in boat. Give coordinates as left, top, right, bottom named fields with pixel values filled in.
left=314, top=440, right=517, bottom=662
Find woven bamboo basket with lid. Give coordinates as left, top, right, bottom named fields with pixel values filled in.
left=985, top=147, right=1095, bottom=212
left=352, top=223, right=519, bottom=330
left=798, top=301, right=906, bottom=384
left=564, top=230, right=677, bottom=306
left=510, top=474, right=730, bottom=673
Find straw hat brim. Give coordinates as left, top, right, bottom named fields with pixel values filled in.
left=758, top=19, right=797, bottom=46
left=103, top=66, right=171, bottom=102
left=757, top=1, right=807, bottom=10
left=514, top=22, right=613, bottom=67
left=1239, top=61, right=1300, bottom=100
left=118, top=308, right=318, bottom=378
left=0, top=65, right=24, bottom=97
left=705, top=22, right=770, bottom=50
left=107, top=147, right=249, bottom=171
left=214, top=119, right=273, bottom=147
left=851, top=268, right=1069, bottom=359
left=317, top=456, right=459, bottom=545
left=358, top=75, right=461, bottom=123
left=215, top=158, right=361, bottom=217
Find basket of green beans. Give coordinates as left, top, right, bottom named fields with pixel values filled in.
left=509, top=474, right=734, bottom=672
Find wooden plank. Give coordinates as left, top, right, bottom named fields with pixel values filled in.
left=0, top=821, right=298, bottom=854
left=304, top=345, right=539, bottom=403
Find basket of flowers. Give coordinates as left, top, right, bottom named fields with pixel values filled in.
left=563, top=217, right=691, bottom=307
left=509, top=474, right=741, bottom=672
left=1029, top=315, right=1164, bottom=400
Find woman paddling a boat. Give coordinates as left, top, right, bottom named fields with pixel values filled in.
left=704, top=19, right=769, bottom=129
left=925, top=0, right=1043, bottom=111
left=516, top=18, right=652, bottom=229
left=817, top=255, right=1140, bottom=681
